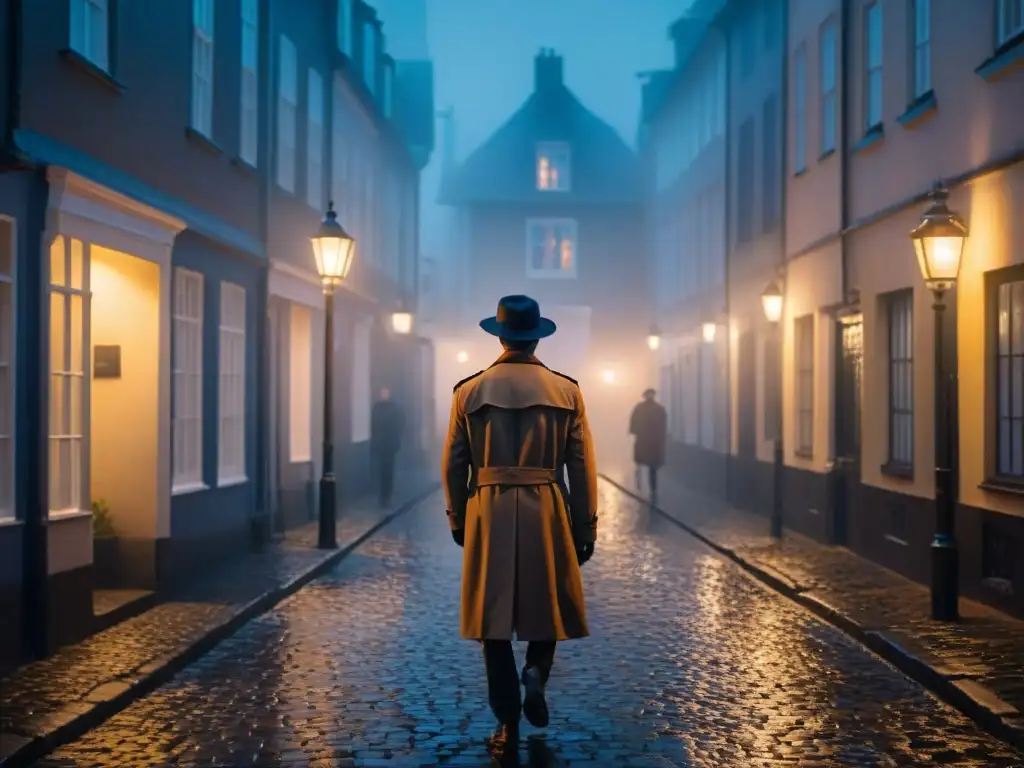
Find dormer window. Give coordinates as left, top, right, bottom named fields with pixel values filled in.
left=363, top=22, right=376, bottom=95
left=536, top=142, right=570, bottom=191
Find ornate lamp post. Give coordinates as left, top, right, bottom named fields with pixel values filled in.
left=761, top=279, right=785, bottom=539
left=310, top=201, right=356, bottom=550
left=911, top=184, right=968, bottom=621
left=647, top=323, right=662, bottom=351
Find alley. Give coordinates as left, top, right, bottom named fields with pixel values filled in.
left=44, top=482, right=1024, bottom=768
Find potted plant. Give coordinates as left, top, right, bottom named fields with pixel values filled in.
left=92, top=499, right=120, bottom=588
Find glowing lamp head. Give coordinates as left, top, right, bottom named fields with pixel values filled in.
left=391, top=306, right=413, bottom=335
left=601, top=368, right=616, bottom=385
left=701, top=322, right=717, bottom=344
left=761, top=280, right=784, bottom=323
left=311, top=201, right=356, bottom=289
left=456, top=350, right=469, bottom=364
left=647, top=323, right=661, bottom=351
left=910, top=185, right=968, bottom=293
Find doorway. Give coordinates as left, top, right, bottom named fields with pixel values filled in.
left=833, top=316, right=863, bottom=546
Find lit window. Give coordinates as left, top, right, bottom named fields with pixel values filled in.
left=795, top=314, right=814, bottom=455
left=239, top=0, right=258, bottom=166
left=887, top=291, right=914, bottom=468
left=277, top=35, right=297, bottom=192
left=337, top=0, right=352, bottom=55
left=996, top=278, right=1024, bottom=478
left=69, top=0, right=109, bottom=72
left=363, top=23, right=377, bottom=95
left=998, top=0, right=1024, bottom=46
left=173, top=268, right=204, bottom=491
left=0, top=218, right=14, bottom=519
left=288, top=304, right=312, bottom=463
left=536, top=142, right=571, bottom=191
left=526, top=219, right=577, bottom=278
left=864, top=2, right=883, bottom=130
left=48, top=236, right=88, bottom=515
left=307, top=68, right=325, bottom=210
left=191, top=0, right=215, bottom=138
left=820, top=19, right=837, bottom=154
left=218, top=282, right=246, bottom=485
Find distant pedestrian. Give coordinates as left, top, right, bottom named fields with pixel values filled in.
left=629, top=388, right=667, bottom=498
left=371, top=388, right=405, bottom=507
left=443, top=294, right=598, bottom=763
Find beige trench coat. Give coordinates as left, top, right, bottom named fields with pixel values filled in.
left=442, top=350, right=599, bottom=642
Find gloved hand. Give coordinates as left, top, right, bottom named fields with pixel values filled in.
left=452, top=528, right=465, bottom=547
left=575, top=541, right=594, bottom=566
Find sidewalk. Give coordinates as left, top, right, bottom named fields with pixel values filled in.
left=0, top=469, right=440, bottom=768
left=601, top=467, right=1024, bottom=752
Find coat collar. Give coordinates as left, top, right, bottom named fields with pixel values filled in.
left=490, top=350, right=547, bottom=368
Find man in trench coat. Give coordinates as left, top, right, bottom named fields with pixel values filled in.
left=442, top=294, right=599, bottom=759
left=629, top=388, right=668, bottom=497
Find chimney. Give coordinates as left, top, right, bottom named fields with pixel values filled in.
left=534, top=48, right=563, bottom=92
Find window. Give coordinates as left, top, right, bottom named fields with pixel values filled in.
left=48, top=236, right=88, bottom=514
left=218, top=282, right=246, bottom=484
left=888, top=291, right=914, bottom=467
left=277, top=35, right=297, bottom=192
left=864, top=2, right=883, bottom=130
left=795, top=315, right=814, bottom=454
left=307, top=68, right=325, bottom=210
left=736, top=118, right=755, bottom=244
left=526, top=219, right=577, bottom=279
left=239, top=0, right=258, bottom=166
left=911, top=0, right=931, bottom=99
left=536, top=142, right=571, bottom=191
left=762, top=93, right=779, bottom=233
left=337, top=0, right=352, bottom=55
left=351, top=318, right=371, bottom=442
left=820, top=19, right=837, bottom=154
left=288, top=304, right=312, bottom=463
left=0, top=218, right=14, bottom=519
left=998, top=0, right=1024, bottom=46
left=996, top=278, right=1024, bottom=479
left=69, top=0, right=109, bottom=72
left=383, top=64, right=394, bottom=119
left=172, top=268, right=204, bottom=491
left=363, top=23, right=377, bottom=95
left=191, top=0, right=215, bottom=138
left=793, top=44, right=807, bottom=173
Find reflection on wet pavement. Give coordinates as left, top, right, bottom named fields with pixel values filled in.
left=46, top=482, right=1024, bottom=766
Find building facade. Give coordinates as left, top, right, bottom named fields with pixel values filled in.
left=0, top=0, right=433, bottom=673
left=437, top=51, right=646, bottom=459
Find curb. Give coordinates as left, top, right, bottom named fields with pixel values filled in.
left=600, top=474, right=1024, bottom=755
left=1, top=482, right=441, bottom=768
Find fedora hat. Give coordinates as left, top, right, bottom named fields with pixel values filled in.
left=479, top=295, right=557, bottom=340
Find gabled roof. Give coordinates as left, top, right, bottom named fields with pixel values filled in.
left=438, top=55, right=642, bottom=206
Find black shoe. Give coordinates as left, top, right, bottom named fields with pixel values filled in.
left=486, top=723, right=520, bottom=763
left=521, top=667, right=549, bottom=728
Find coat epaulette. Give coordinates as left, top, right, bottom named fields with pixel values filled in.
left=453, top=370, right=484, bottom=392
left=548, top=369, right=578, bottom=386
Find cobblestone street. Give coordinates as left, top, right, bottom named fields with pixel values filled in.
left=43, top=482, right=1024, bottom=767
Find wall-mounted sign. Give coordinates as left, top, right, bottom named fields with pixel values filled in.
left=94, top=345, right=121, bottom=379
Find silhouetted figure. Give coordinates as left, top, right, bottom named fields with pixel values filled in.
left=629, top=388, right=668, bottom=498
left=370, top=388, right=404, bottom=506
left=443, top=295, right=598, bottom=763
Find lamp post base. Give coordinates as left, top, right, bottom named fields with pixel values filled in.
left=318, top=473, right=338, bottom=549
left=931, top=534, right=959, bottom=621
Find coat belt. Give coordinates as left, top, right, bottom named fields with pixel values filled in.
left=475, top=466, right=559, bottom=487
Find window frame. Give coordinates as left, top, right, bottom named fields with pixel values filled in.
left=525, top=218, right=578, bottom=280
left=793, top=43, right=807, bottom=173
left=0, top=216, right=16, bottom=520
left=886, top=289, right=914, bottom=471
left=172, top=267, right=205, bottom=493
left=277, top=35, right=298, bottom=193
left=911, top=0, right=932, bottom=100
left=997, top=0, right=1024, bottom=47
left=795, top=314, right=815, bottom=456
left=863, top=1, right=884, bottom=131
left=535, top=141, right=572, bottom=192
left=239, top=0, right=259, bottom=166
left=820, top=18, right=838, bottom=155
left=217, top=282, right=247, bottom=486
left=191, top=0, right=215, bottom=139
left=306, top=68, right=325, bottom=210
left=69, top=0, right=111, bottom=73
left=990, top=267, right=1024, bottom=483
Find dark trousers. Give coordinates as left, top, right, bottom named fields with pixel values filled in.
left=482, top=640, right=556, bottom=725
left=635, top=464, right=659, bottom=494
left=377, top=451, right=396, bottom=505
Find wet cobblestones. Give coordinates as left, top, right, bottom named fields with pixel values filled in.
left=45, top=483, right=1024, bottom=766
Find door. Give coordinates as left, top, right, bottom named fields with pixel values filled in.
left=833, top=317, right=863, bottom=546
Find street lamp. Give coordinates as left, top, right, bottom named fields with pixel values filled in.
left=391, top=301, right=413, bottom=335
left=702, top=321, right=717, bottom=344
left=911, top=183, right=968, bottom=621
left=647, top=323, right=661, bottom=351
left=311, top=201, right=356, bottom=550
left=456, top=350, right=469, bottom=363
left=762, top=278, right=785, bottom=540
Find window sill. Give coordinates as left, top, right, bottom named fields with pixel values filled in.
left=818, top=147, right=836, bottom=163
left=231, top=156, right=258, bottom=176
left=880, top=460, right=914, bottom=480
left=218, top=475, right=249, bottom=489
left=793, top=449, right=814, bottom=460
left=975, top=33, right=1024, bottom=82
left=852, top=124, right=885, bottom=154
left=49, top=509, right=92, bottom=522
left=897, top=90, right=937, bottom=129
left=59, top=49, right=125, bottom=93
left=184, top=127, right=223, bottom=156
left=979, top=478, right=1024, bottom=497
left=526, top=272, right=577, bottom=280
left=0, top=516, right=23, bottom=529
left=884, top=533, right=909, bottom=547
left=172, top=481, right=209, bottom=497
left=793, top=166, right=808, bottom=178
